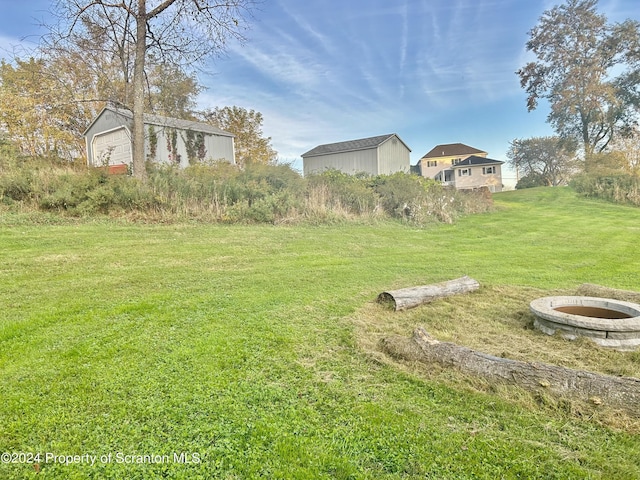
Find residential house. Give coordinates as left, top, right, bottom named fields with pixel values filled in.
left=301, top=133, right=411, bottom=176
left=418, top=143, right=504, bottom=192
left=84, top=106, right=235, bottom=170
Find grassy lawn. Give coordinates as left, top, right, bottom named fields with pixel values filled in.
left=1, top=187, right=639, bottom=479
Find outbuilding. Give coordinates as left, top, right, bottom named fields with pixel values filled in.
left=301, top=133, right=411, bottom=176
left=84, top=106, right=235, bottom=170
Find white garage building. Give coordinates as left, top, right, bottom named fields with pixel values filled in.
left=301, top=133, right=411, bottom=176
left=84, top=106, right=235, bottom=169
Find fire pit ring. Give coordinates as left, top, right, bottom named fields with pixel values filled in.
left=530, top=296, right=640, bottom=351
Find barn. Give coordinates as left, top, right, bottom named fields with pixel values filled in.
left=301, top=133, right=411, bottom=176
left=84, top=106, right=235, bottom=169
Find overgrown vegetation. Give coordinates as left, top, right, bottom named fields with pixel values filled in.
left=0, top=151, right=493, bottom=224
left=571, top=173, right=640, bottom=206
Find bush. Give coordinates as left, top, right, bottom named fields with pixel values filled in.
left=0, top=156, right=495, bottom=224
left=571, top=173, right=640, bottom=206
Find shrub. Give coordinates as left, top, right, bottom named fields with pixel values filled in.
left=0, top=156, right=495, bottom=224
left=571, top=173, right=640, bottom=206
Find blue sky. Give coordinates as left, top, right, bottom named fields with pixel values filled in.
left=1, top=0, right=638, bottom=184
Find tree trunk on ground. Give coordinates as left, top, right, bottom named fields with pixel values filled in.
left=380, top=327, right=640, bottom=414
left=377, top=276, right=479, bottom=311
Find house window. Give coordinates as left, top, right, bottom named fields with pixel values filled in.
left=452, top=158, right=462, bottom=165
left=483, top=166, right=496, bottom=174
left=426, top=160, right=437, bottom=167
left=458, top=168, right=471, bottom=177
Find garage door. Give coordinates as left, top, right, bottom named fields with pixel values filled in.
left=92, top=127, right=132, bottom=166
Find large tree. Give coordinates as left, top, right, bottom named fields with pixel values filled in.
left=203, top=106, right=277, bottom=166
left=49, top=0, right=255, bottom=179
left=507, top=136, right=579, bottom=187
left=517, top=0, right=640, bottom=158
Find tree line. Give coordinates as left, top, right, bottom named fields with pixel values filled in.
left=511, top=0, right=640, bottom=189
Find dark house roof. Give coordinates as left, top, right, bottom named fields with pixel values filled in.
left=84, top=106, right=233, bottom=137
left=450, top=155, right=503, bottom=168
left=302, top=133, right=410, bottom=158
left=421, top=143, right=486, bottom=159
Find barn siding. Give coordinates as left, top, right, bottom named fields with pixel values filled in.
left=85, top=108, right=235, bottom=167
left=377, top=137, right=410, bottom=174
left=303, top=149, right=378, bottom=176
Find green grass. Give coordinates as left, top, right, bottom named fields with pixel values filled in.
left=1, top=187, right=639, bottom=479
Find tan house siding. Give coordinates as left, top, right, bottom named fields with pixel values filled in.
left=419, top=151, right=487, bottom=180
left=417, top=143, right=502, bottom=192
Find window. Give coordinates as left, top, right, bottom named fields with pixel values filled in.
left=458, top=168, right=471, bottom=177
left=451, top=158, right=462, bottom=165
left=483, top=166, right=496, bottom=175
left=426, top=160, right=437, bottom=167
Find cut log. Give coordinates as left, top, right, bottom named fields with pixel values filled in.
left=576, top=283, right=640, bottom=304
left=377, top=276, right=479, bottom=311
left=380, top=327, right=640, bottom=414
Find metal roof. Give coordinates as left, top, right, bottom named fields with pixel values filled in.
left=302, top=133, right=410, bottom=157
left=84, top=106, right=234, bottom=137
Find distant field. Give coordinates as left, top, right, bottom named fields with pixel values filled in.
left=1, top=187, right=639, bottom=479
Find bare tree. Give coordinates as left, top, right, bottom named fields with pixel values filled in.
left=48, top=0, right=256, bottom=179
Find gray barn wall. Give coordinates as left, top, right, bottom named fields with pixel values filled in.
left=377, top=137, right=410, bottom=174
left=85, top=110, right=131, bottom=165
left=86, top=109, right=235, bottom=167
left=303, top=148, right=378, bottom=176
left=150, top=126, right=235, bottom=167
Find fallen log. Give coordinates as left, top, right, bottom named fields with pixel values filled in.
left=576, top=283, right=640, bottom=304
left=380, top=327, right=640, bottom=414
left=377, top=276, right=479, bottom=311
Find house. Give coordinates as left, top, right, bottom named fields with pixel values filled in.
left=301, top=133, right=411, bottom=176
left=418, top=143, right=504, bottom=192
left=84, top=106, right=235, bottom=170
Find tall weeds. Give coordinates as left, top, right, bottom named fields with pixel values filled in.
left=0, top=154, right=494, bottom=224
left=571, top=173, right=640, bottom=206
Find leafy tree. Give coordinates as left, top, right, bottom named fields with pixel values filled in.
left=0, top=58, right=82, bottom=159
left=517, top=0, right=640, bottom=158
left=507, top=136, right=579, bottom=187
left=203, top=106, right=277, bottom=167
left=49, top=0, right=256, bottom=179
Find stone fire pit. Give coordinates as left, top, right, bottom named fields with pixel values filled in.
left=530, top=296, right=640, bottom=351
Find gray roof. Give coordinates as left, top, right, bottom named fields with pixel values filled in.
left=450, top=155, right=503, bottom=168
left=302, top=134, right=409, bottom=158
left=86, top=106, right=233, bottom=137
left=422, top=143, right=486, bottom=159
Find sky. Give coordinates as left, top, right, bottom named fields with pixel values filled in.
left=1, top=0, right=639, bottom=185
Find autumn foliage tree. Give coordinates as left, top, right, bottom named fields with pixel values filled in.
left=517, top=0, right=640, bottom=159
left=203, top=106, right=277, bottom=167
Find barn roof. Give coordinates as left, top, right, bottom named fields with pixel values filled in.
left=302, top=133, right=410, bottom=158
left=421, top=143, right=486, bottom=159
left=83, top=106, right=233, bottom=137
left=450, top=155, right=503, bottom=167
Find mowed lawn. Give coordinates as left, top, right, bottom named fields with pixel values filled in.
left=1, top=187, right=639, bottom=479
